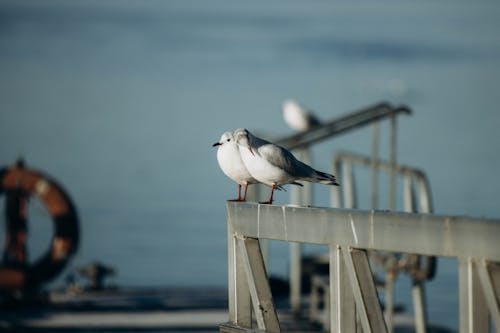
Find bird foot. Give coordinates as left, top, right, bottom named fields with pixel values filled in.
left=258, top=200, right=273, bottom=205
left=228, top=198, right=246, bottom=202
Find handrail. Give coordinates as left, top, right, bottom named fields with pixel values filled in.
left=274, top=102, right=411, bottom=150
left=331, top=151, right=435, bottom=333
left=223, top=202, right=500, bottom=333
left=334, top=151, right=426, bottom=179
left=332, top=150, right=433, bottom=214
left=227, top=203, right=500, bottom=260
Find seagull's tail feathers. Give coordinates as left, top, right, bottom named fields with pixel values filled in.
left=307, top=170, right=340, bottom=186
left=275, top=182, right=303, bottom=192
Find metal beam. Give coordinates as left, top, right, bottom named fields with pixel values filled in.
left=237, top=237, right=280, bottom=333
left=227, top=202, right=500, bottom=262
left=274, top=103, right=411, bottom=150
left=343, top=247, right=387, bottom=333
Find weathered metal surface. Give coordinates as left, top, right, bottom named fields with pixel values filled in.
left=412, top=282, right=428, bottom=333
left=334, top=151, right=435, bottom=333
left=475, top=259, right=500, bottom=331
left=236, top=237, right=280, bottom=333
left=343, top=247, right=388, bottom=333
left=458, top=258, right=489, bottom=333
left=227, top=215, right=251, bottom=327
left=329, top=245, right=356, bottom=333
left=227, top=202, right=500, bottom=262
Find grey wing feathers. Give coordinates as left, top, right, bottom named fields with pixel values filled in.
left=312, top=170, right=339, bottom=185
left=261, top=144, right=339, bottom=185
left=258, top=144, right=301, bottom=174
left=256, top=140, right=339, bottom=186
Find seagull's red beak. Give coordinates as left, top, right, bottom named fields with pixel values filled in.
left=248, top=147, right=255, bottom=156
left=212, top=142, right=222, bottom=147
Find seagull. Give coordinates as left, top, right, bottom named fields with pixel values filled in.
left=282, top=99, right=321, bottom=132
left=213, top=131, right=258, bottom=201
left=234, top=128, right=339, bottom=204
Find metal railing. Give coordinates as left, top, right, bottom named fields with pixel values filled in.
left=252, top=102, right=411, bottom=316
left=274, top=102, right=410, bottom=150
left=221, top=202, right=500, bottom=333
left=331, top=151, right=435, bottom=333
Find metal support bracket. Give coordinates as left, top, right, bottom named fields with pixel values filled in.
left=476, top=259, right=500, bottom=331
left=343, top=247, right=388, bottom=333
left=237, top=236, right=280, bottom=333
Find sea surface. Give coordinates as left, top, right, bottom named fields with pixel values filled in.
left=1, top=0, right=500, bottom=330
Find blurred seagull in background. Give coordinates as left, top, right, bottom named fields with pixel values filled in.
left=213, top=131, right=258, bottom=201
left=282, top=99, right=321, bottom=132
left=234, top=128, right=339, bottom=204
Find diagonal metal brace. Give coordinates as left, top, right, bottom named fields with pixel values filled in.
left=236, top=236, right=280, bottom=333
left=343, top=247, right=388, bottom=333
left=476, top=259, right=500, bottom=331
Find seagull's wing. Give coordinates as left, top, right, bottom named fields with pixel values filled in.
left=258, top=143, right=339, bottom=185
left=257, top=144, right=313, bottom=178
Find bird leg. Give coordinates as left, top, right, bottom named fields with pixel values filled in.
left=229, top=184, right=245, bottom=202
left=259, top=184, right=275, bottom=204
left=242, top=183, right=249, bottom=201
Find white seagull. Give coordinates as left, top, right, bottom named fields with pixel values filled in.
left=282, top=99, right=321, bottom=132
left=213, top=131, right=258, bottom=201
left=234, top=128, right=339, bottom=204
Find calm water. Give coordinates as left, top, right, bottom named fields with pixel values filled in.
left=1, top=0, right=500, bottom=329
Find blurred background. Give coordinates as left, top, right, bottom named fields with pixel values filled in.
left=1, top=0, right=500, bottom=330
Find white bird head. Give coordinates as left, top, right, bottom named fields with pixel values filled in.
left=233, top=128, right=254, bottom=156
left=282, top=99, right=320, bottom=131
left=212, top=131, right=234, bottom=147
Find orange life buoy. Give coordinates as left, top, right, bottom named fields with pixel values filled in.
left=0, top=161, right=79, bottom=290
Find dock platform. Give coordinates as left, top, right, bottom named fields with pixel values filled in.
left=0, top=287, right=453, bottom=333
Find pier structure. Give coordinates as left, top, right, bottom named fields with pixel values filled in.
left=221, top=201, right=500, bottom=333
left=223, top=102, right=500, bottom=333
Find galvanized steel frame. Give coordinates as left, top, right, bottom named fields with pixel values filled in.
left=331, top=151, right=435, bottom=333
left=223, top=202, right=500, bottom=333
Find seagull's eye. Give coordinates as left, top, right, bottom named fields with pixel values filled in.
left=227, top=139, right=231, bottom=142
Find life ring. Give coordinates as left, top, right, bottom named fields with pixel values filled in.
left=0, top=161, right=79, bottom=291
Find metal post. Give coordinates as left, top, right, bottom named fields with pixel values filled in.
left=384, top=276, right=394, bottom=333
left=388, top=113, right=397, bottom=211
left=289, top=147, right=312, bottom=313
left=385, top=114, right=397, bottom=333
left=343, top=162, right=355, bottom=209
left=403, top=174, right=415, bottom=213
left=290, top=170, right=302, bottom=314
left=228, top=217, right=251, bottom=326
left=290, top=242, right=302, bottom=314
left=412, top=281, right=428, bottom=333
left=371, top=122, right=379, bottom=209
left=404, top=174, right=428, bottom=333
left=330, top=245, right=356, bottom=333
left=458, top=257, right=489, bottom=333
left=416, top=176, right=433, bottom=213
left=331, top=159, right=342, bottom=208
